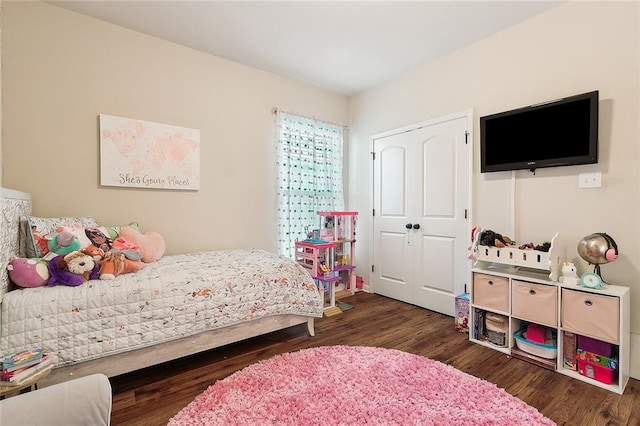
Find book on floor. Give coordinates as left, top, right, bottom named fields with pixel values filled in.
left=0, top=356, right=52, bottom=385
left=0, top=347, right=44, bottom=372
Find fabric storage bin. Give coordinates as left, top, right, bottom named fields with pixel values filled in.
left=473, top=273, right=509, bottom=312
left=484, top=312, right=508, bottom=347
left=561, top=289, right=619, bottom=343
left=511, top=280, right=558, bottom=327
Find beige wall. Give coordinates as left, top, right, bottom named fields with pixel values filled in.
left=1, top=1, right=348, bottom=255
left=349, top=1, right=639, bottom=377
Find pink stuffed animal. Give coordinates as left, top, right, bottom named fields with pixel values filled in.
left=7, top=258, right=49, bottom=288
left=119, top=227, right=166, bottom=263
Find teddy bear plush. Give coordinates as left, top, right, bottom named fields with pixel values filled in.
left=47, top=251, right=100, bottom=287
left=98, top=250, right=144, bottom=280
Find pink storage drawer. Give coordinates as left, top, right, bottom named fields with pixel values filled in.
left=561, top=289, right=619, bottom=344
left=473, top=273, right=509, bottom=312
left=511, top=280, right=558, bottom=327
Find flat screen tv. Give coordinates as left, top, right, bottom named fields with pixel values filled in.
left=480, top=90, right=598, bottom=173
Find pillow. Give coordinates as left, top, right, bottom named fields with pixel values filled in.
left=25, top=216, right=99, bottom=258
left=118, top=227, right=166, bottom=263
left=103, top=222, right=140, bottom=239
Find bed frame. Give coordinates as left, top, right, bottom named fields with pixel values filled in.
left=0, top=187, right=315, bottom=388
left=42, top=315, right=314, bottom=387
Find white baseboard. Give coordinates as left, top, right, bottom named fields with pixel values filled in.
left=631, top=332, right=639, bottom=380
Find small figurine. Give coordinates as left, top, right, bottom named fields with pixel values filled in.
left=559, top=261, right=580, bottom=286
left=319, top=260, right=331, bottom=273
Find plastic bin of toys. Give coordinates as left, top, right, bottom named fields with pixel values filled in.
left=513, top=327, right=558, bottom=359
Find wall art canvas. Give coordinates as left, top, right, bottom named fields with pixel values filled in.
left=99, top=114, right=200, bottom=190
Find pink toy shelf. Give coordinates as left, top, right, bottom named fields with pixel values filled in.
left=295, top=240, right=340, bottom=311
left=317, top=211, right=359, bottom=294
left=295, top=241, right=337, bottom=279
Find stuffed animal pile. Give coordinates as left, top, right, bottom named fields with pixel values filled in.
left=475, top=228, right=551, bottom=252
left=81, top=226, right=147, bottom=281
left=479, top=229, right=514, bottom=248
left=7, top=224, right=166, bottom=288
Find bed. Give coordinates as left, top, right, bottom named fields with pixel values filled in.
left=0, top=187, right=324, bottom=386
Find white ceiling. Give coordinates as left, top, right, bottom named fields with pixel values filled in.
left=47, top=1, right=564, bottom=96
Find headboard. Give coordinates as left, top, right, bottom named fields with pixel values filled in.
left=0, top=188, right=32, bottom=298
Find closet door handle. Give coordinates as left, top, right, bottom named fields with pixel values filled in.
left=412, top=223, right=420, bottom=230
left=405, top=223, right=413, bottom=229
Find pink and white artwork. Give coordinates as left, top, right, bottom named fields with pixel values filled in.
left=99, top=114, right=200, bottom=190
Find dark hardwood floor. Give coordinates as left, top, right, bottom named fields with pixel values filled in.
left=110, top=292, right=639, bottom=425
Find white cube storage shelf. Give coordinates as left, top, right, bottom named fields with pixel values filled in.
left=469, top=232, right=630, bottom=394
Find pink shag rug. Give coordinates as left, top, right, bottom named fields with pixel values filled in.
left=168, top=345, right=555, bottom=426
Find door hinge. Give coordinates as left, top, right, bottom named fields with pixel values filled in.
left=371, top=151, right=376, bottom=160
left=464, top=209, right=468, bottom=219
left=464, top=283, right=467, bottom=294
left=371, top=265, right=375, bottom=273
left=372, top=208, right=375, bottom=217
left=465, top=131, right=469, bottom=144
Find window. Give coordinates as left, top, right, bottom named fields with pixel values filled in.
left=276, top=111, right=345, bottom=258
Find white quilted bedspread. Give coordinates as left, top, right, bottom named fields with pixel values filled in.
left=0, top=249, right=323, bottom=367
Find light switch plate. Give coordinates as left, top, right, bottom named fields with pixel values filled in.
left=578, top=172, right=602, bottom=188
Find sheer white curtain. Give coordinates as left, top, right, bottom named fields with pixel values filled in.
left=276, top=111, right=345, bottom=258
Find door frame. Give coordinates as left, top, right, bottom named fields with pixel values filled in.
left=368, top=109, right=474, bottom=299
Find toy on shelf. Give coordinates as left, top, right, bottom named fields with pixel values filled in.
left=577, top=232, right=619, bottom=281
left=559, top=261, right=580, bottom=286
left=470, top=227, right=565, bottom=281
left=319, top=260, right=330, bottom=273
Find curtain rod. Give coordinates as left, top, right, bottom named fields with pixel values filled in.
left=272, top=107, right=348, bottom=130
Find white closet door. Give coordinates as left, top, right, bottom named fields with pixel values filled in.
left=372, top=112, right=471, bottom=316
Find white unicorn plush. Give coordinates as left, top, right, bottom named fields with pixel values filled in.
left=559, top=261, right=580, bottom=286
